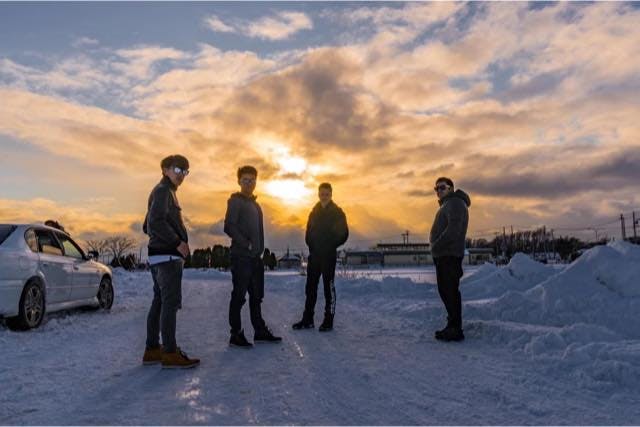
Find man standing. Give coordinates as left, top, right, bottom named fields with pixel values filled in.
left=293, top=183, right=349, bottom=332
left=142, top=154, right=199, bottom=368
left=224, top=165, right=282, bottom=347
left=429, top=177, right=471, bottom=342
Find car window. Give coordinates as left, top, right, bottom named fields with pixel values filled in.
left=0, top=225, right=17, bottom=246
left=56, top=233, right=85, bottom=260
left=35, top=229, right=64, bottom=257
left=24, top=229, right=38, bottom=252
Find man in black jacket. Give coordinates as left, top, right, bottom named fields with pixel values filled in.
left=224, top=165, right=281, bottom=347
left=429, top=177, right=471, bottom=342
left=293, top=183, right=349, bottom=332
left=142, top=154, right=199, bottom=368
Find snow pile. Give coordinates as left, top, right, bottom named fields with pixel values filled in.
left=462, top=253, right=558, bottom=298
left=465, top=242, right=640, bottom=388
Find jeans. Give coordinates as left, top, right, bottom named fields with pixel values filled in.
left=434, top=256, right=464, bottom=329
left=229, top=255, right=266, bottom=334
left=303, top=252, right=337, bottom=320
left=146, top=259, right=183, bottom=353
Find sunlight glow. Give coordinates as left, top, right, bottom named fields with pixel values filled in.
left=265, top=179, right=313, bottom=205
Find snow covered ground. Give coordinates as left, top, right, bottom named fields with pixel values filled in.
left=1, top=242, right=639, bottom=425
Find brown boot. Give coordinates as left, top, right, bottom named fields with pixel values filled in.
left=142, top=345, right=164, bottom=365
left=161, top=348, right=200, bottom=369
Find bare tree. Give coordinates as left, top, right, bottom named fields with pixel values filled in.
left=85, top=239, right=108, bottom=256
left=104, top=236, right=137, bottom=267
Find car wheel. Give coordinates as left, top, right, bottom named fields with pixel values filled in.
left=7, top=281, right=45, bottom=331
left=97, top=276, right=114, bottom=310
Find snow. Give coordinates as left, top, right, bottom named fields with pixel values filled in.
left=1, top=242, right=639, bottom=424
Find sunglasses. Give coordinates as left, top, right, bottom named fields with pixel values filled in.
left=434, top=184, right=450, bottom=192
left=173, top=167, right=189, bottom=176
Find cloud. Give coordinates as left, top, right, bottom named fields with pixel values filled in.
left=247, top=11, right=313, bottom=40
left=72, top=36, right=99, bottom=48
left=204, top=11, right=313, bottom=41
left=113, top=45, right=187, bottom=80
left=2, top=2, right=640, bottom=247
left=204, top=15, right=235, bottom=33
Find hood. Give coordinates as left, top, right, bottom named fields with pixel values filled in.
left=440, top=189, right=471, bottom=207
left=230, top=192, right=257, bottom=201
left=312, top=200, right=336, bottom=212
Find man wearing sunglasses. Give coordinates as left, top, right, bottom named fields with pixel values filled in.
left=224, top=165, right=282, bottom=348
left=142, top=154, right=199, bottom=368
left=429, top=177, right=471, bottom=342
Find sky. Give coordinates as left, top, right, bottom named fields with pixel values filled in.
left=1, top=1, right=640, bottom=253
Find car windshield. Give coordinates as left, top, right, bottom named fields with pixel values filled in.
left=0, top=225, right=17, bottom=246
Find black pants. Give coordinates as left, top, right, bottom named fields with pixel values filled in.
left=303, top=252, right=337, bottom=320
left=146, top=259, right=183, bottom=353
left=434, top=256, right=464, bottom=329
left=229, top=255, right=266, bottom=334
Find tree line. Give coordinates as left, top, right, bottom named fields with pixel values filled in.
left=84, top=236, right=279, bottom=271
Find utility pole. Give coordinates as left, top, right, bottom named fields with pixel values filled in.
left=633, top=211, right=638, bottom=240
left=620, top=214, right=627, bottom=241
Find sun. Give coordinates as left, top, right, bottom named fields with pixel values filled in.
left=264, top=179, right=313, bottom=205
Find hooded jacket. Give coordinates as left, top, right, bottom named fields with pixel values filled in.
left=429, top=189, right=471, bottom=258
left=305, top=200, right=349, bottom=256
left=224, top=192, right=264, bottom=258
left=143, top=176, right=189, bottom=258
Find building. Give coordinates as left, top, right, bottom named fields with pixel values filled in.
left=278, top=250, right=302, bottom=269
left=465, top=248, right=494, bottom=265
left=345, top=251, right=384, bottom=266
left=345, top=242, right=494, bottom=266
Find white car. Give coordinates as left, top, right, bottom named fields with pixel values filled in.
left=0, top=223, right=114, bottom=330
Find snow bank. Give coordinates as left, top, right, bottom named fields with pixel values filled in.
left=462, top=253, right=558, bottom=298
left=464, top=242, right=640, bottom=388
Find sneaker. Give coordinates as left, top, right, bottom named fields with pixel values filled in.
left=229, top=329, right=253, bottom=348
left=319, top=315, right=333, bottom=332
left=161, top=348, right=200, bottom=369
left=142, top=345, right=163, bottom=365
left=254, top=326, right=282, bottom=343
left=435, top=327, right=465, bottom=342
left=292, top=318, right=315, bottom=330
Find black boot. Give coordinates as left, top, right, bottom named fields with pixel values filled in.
left=229, top=329, right=253, bottom=348
left=254, top=326, right=282, bottom=343
left=292, top=317, right=315, bottom=330
left=319, top=314, right=333, bottom=332
left=435, top=326, right=465, bottom=342
left=434, top=317, right=452, bottom=339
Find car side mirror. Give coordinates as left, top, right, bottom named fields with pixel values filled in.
left=88, top=250, right=99, bottom=260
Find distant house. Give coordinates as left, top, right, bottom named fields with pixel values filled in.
left=465, top=248, right=494, bottom=265
left=278, top=249, right=302, bottom=269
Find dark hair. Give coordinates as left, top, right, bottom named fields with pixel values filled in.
left=44, top=219, right=66, bottom=232
left=237, top=165, right=258, bottom=179
left=161, top=154, right=189, bottom=170
left=318, top=182, right=332, bottom=192
left=435, top=177, right=454, bottom=189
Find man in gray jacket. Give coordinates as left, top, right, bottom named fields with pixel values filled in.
left=224, top=165, right=282, bottom=347
left=429, top=177, right=471, bottom=342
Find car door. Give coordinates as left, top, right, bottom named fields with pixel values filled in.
left=34, top=229, right=73, bottom=304
left=56, top=232, right=101, bottom=300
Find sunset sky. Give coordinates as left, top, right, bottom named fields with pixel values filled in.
left=1, top=2, right=639, bottom=253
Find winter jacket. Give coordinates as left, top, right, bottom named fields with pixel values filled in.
left=143, top=176, right=188, bottom=258
left=224, top=192, right=264, bottom=258
left=305, top=201, right=349, bottom=255
left=429, top=189, right=471, bottom=258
